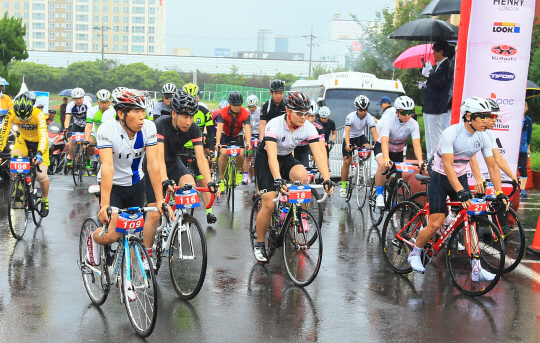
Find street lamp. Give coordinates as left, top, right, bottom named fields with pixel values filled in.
left=93, top=25, right=110, bottom=61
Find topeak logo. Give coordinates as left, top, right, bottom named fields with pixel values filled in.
left=490, top=71, right=515, bottom=81
left=493, top=22, right=520, bottom=33
left=491, top=45, right=517, bottom=56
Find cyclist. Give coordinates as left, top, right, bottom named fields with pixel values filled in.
left=259, top=79, right=286, bottom=137
left=182, top=82, right=208, bottom=110
left=214, top=91, right=251, bottom=192
left=64, top=87, right=92, bottom=168
left=84, top=89, right=115, bottom=171
left=242, top=94, right=261, bottom=185
left=407, top=96, right=504, bottom=280
left=0, top=79, right=13, bottom=117
left=0, top=95, right=50, bottom=216
left=375, top=96, right=396, bottom=134
left=374, top=96, right=423, bottom=207
left=143, top=90, right=219, bottom=268
left=86, top=89, right=167, bottom=282
left=315, top=106, right=336, bottom=157
left=294, top=100, right=326, bottom=168
left=151, top=83, right=176, bottom=120
left=253, top=91, right=334, bottom=263
left=341, top=95, right=379, bottom=198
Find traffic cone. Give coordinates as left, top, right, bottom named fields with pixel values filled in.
left=526, top=215, right=540, bottom=256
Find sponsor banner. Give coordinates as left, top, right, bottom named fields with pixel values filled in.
left=34, top=91, right=50, bottom=113
left=455, top=0, right=535, bottom=184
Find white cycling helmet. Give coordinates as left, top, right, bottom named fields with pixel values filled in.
left=112, top=87, right=127, bottom=97
left=71, top=87, right=85, bottom=98
left=394, top=96, right=415, bottom=111
left=84, top=96, right=92, bottom=104
left=460, top=96, right=491, bottom=116
left=319, top=106, right=331, bottom=118
left=246, top=94, right=259, bottom=107
left=146, top=98, right=158, bottom=111
left=309, top=100, right=318, bottom=116
left=162, top=82, right=177, bottom=94
left=96, top=89, right=112, bottom=102
left=354, top=95, right=370, bottom=110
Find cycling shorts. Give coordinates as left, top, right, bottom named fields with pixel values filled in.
left=255, top=149, right=302, bottom=194
left=145, top=160, right=190, bottom=204
left=373, top=142, right=404, bottom=162
left=14, top=138, right=50, bottom=166
left=293, top=147, right=310, bottom=168
left=220, top=134, right=243, bottom=146
left=428, top=171, right=468, bottom=214
left=109, top=178, right=146, bottom=209
left=342, top=135, right=369, bottom=157
left=69, top=123, right=86, bottom=138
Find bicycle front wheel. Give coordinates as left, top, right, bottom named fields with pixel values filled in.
left=79, top=218, right=109, bottom=306
left=282, top=209, right=322, bottom=287
left=346, top=170, right=354, bottom=202
left=122, top=237, right=158, bottom=337
left=306, top=187, right=323, bottom=229
left=72, top=145, right=80, bottom=186
left=368, top=179, right=384, bottom=226
left=495, top=208, right=525, bottom=273
left=249, top=195, right=262, bottom=250
left=446, top=217, right=505, bottom=296
left=31, top=175, right=42, bottom=227
left=8, top=178, right=29, bottom=240
left=355, top=162, right=369, bottom=208
left=388, top=178, right=412, bottom=206
left=169, top=214, right=207, bottom=300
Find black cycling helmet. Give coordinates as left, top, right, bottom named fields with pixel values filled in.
left=13, top=95, right=34, bottom=120
left=284, top=91, right=311, bottom=111
left=270, top=79, right=285, bottom=92
left=170, top=90, right=199, bottom=116
left=228, top=91, right=243, bottom=106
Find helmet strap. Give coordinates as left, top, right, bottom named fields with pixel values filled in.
left=286, top=112, right=299, bottom=130
left=121, top=109, right=138, bottom=135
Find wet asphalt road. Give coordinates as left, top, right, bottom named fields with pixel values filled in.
left=1, top=175, right=540, bottom=342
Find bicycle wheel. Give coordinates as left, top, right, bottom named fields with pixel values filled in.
left=368, top=179, right=384, bottom=226
left=79, top=148, right=85, bottom=183
left=306, top=188, right=323, bottom=229
left=409, top=191, right=428, bottom=209
left=381, top=201, right=425, bottom=274
left=122, top=237, right=158, bottom=337
left=226, top=164, right=235, bottom=211
left=79, top=218, right=109, bottom=306
left=31, top=174, right=42, bottom=227
left=345, top=169, right=354, bottom=202
left=72, top=145, right=80, bottom=186
left=249, top=195, right=262, bottom=250
left=446, top=217, right=505, bottom=296
left=282, top=209, right=322, bottom=287
left=355, top=162, right=369, bottom=208
left=493, top=208, right=525, bottom=273
left=8, top=178, right=29, bottom=240
left=169, top=213, right=207, bottom=300
left=388, top=178, right=412, bottom=206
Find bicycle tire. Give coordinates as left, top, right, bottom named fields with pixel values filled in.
left=72, top=144, right=80, bottom=186
left=446, top=216, right=505, bottom=296
left=122, top=237, right=158, bottom=337
left=48, top=155, right=57, bottom=175
left=8, top=177, right=29, bottom=239
left=355, top=162, right=369, bottom=209
left=79, top=218, right=109, bottom=306
left=282, top=209, right=322, bottom=287
left=249, top=195, right=262, bottom=251
left=346, top=171, right=354, bottom=202
left=368, top=179, right=384, bottom=226
left=79, top=148, right=85, bottom=183
left=409, top=191, right=428, bottom=209
left=381, top=201, right=425, bottom=274
left=169, top=213, right=207, bottom=300
left=492, top=208, right=525, bottom=273
left=307, top=187, right=323, bottom=229
left=387, top=178, right=412, bottom=207
left=30, top=174, right=42, bottom=227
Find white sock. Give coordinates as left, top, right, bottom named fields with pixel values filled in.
left=412, top=245, right=422, bottom=255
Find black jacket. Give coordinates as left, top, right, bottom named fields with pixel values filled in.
left=423, top=58, right=453, bottom=114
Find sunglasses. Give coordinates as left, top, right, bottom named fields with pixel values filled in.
left=357, top=108, right=368, bottom=112
left=488, top=113, right=498, bottom=119
left=473, top=113, right=490, bottom=120
left=398, top=110, right=413, bottom=116
left=294, top=110, right=310, bottom=117
left=163, top=94, right=173, bottom=99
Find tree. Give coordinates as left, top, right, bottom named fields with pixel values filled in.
left=106, top=62, right=156, bottom=90
left=274, top=72, right=299, bottom=90
left=0, top=13, right=28, bottom=67
left=61, top=61, right=104, bottom=93
left=1, top=66, right=21, bottom=97
left=158, top=71, right=184, bottom=89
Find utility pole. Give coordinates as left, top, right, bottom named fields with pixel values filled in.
left=93, top=25, right=110, bottom=61
left=303, top=26, right=318, bottom=77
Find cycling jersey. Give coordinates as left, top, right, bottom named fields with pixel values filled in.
left=375, top=106, right=397, bottom=134
left=0, top=95, right=14, bottom=116
left=485, top=129, right=500, bottom=150
left=86, top=105, right=116, bottom=129
left=248, top=107, right=261, bottom=133
left=66, top=100, right=92, bottom=127
left=345, top=111, right=376, bottom=138
left=260, top=100, right=286, bottom=122
left=154, top=115, right=203, bottom=167
left=262, top=114, right=319, bottom=156
left=432, top=123, right=493, bottom=177
left=298, top=121, right=325, bottom=146
left=96, top=119, right=157, bottom=186
left=216, top=106, right=251, bottom=138
left=377, top=115, right=420, bottom=153
left=0, top=107, right=48, bottom=154
left=184, top=106, right=213, bottom=149
left=151, top=101, right=171, bottom=119
left=315, top=118, right=336, bottom=143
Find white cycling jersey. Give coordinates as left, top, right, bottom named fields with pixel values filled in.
left=86, top=105, right=116, bottom=129
left=432, top=123, right=493, bottom=177
left=345, top=111, right=376, bottom=138
left=377, top=114, right=420, bottom=152
left=485, top=129, right=500, bottom=150
left=375, top=106, right=397, bottom=134
left=248, top=107, right=261, bottom=134
left=264, top=114, right=319, bottom=155
left=96, top=119, right=158, bottom=186
left=66, top=100, right=93, bottom=127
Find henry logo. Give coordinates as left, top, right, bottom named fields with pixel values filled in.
left=493, top=22, right=520, bottom=33
left=493, top=0, right=525, bottom=11
left=490, top=71, right=515, bottom=81
left=491, top=45, right=517, bottom=56
left=405, top=128, right=411, bottom=133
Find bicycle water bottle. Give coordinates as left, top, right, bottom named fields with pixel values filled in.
left=437, top=213, right=456, bottom=236
left=278, top=207, right=289, bottom=226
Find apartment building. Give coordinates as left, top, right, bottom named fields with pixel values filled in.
left=1, top=0, right=166, bottom=55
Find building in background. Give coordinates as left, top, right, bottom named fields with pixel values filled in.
left=2, top=0, right=166, bottom=55
left=173, top=48, right=191, bottom=56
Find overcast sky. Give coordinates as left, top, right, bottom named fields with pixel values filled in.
left=165, top=0, right=395, bottom=59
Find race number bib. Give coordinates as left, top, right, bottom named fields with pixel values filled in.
left=358, top=148, right=371, bottom=159
left=10, top=158, right=31, bottom=174
left=72, top=132, right=85, bottom=142
left=395, top=162, right=414, bottom=173
left=289, top=185, right=311, bottom=204
left=485, top=182, right=496, bottom=198
left=116, top=211, right=144, bottom=234
left=251, top=138, right=259, bottom=148
left=467, top=198, right=487, bottom=216
left=307, top=170, right=314, bottom=184
left=227, top=146, right=240, bottom=157
left=175, top=188, right=200, bottom=209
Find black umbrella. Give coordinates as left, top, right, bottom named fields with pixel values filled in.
left=421, top=0, right=461, bottom=16
left=526, top=80, right=540, bottom=99
left=389, top=18, right=458, bottom=41
left=58, top=89, right=73, bottom=96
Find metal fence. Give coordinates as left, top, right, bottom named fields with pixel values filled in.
left=202, top=84, right=271, bottom=103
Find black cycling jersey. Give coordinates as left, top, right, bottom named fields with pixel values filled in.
left=260, top=99, right=286, bottom=122
left=154, top=115, right=203, bottom=167
left=316, top=118, right=336, bottom=143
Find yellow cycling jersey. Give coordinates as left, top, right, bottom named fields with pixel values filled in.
left=0, top=107, right=48, bottom=154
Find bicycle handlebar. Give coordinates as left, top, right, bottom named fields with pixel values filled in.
left=164, top=185, right=215, bottom=209
left=99, top=205, right=160, bottom=237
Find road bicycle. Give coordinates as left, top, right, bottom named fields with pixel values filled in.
left=345, top=145, right=372, bottom=208
left=219, top=143, right=242, bottom=211
left=71, top=132, right=87, bottom=186
left=381, top=173, right=505, bottom=296
left=368, top=162, right=416, bottom=226
left=79, top=189, right=160, bottom=337
left=7, top=150, right=44, bottom=239
left=179, top=149, right=197, bottom=178
left=249, top=182, right=328, bottom=286
left=152, top=184, right=215, bottom=300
